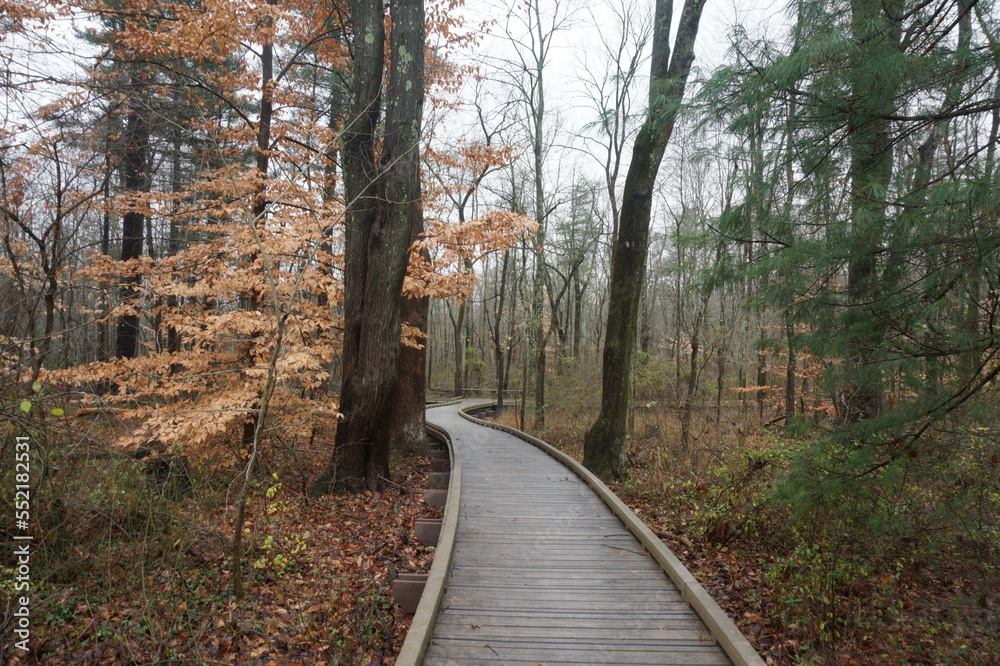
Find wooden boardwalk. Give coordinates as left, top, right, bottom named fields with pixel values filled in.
left=421, top=400, right=735, bottom=665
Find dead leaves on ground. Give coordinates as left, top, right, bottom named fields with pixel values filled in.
left=16, top=452, right=436, bottom=665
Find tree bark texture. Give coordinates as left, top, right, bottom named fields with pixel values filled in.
left=314, top=0, right=425, bottom=493
left=390, top=246, right=431, bottom=452
left=583, top=0, right=706, bottom=482
left=115, top=71, right=149, bottom=359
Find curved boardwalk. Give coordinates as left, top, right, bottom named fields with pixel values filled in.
left=423, top=400, right=732, bottom=665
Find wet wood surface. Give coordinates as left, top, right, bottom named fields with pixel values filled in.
left=423, top=400, right=731, bottom=665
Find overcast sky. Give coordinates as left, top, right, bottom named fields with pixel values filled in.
left=435, top=0, right=793, bottom=219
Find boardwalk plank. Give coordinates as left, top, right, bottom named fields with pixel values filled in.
left=443, top=590, right=686, bottom=605
left=434, top=617, right=710, bottom=631
left=429, top=624, right=718, bottom=642
left=423, top=643, right=731, bottom=665
left=422, top=401, right=732, bottom=665
left=441, top=594, right=684, bottom=606
left=437, top=607, right=702, bottom=620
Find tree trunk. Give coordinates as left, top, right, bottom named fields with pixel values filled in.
left=494, top=250, right=510, bottom=413
left=838, top=0, right=901, bottom=424
left=529, top=0, right=549, bottom=429
left=756, top=324, right=766, bottom=421
left=639, top=284, right=652, bottom=354
left=313, top=0, right=425, bottom=493
left=166, top=132, right=183, bottom=356
left=583, top=0, right=706, bottom=482
left=115, top=70, right=149, bottom=359
left=241, top=6, right=275, bottom=452
left=464, top=294, right=473, bottom=389
left=452, top=257, right=472, bottom=397
left=318, top=42, right=345, bottom=396
left=452, top=299, right=466, bottom=396
left=572, top=272, right=584, bottom=360
left=390, top=245, right=430, bottom=452
left=784, top=313, right=796, bottom=425
left=29, top=224, right=60, bottom=385
left=681, top=288, right=712, bottom=456
left=99, top=148, right=112, bottom=362
left=715, top=312, right=725, bottom=425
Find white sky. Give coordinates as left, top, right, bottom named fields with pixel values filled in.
left=2, top=0, right=791, bottom=226
left=439, top=0, right=793, bottom=217
left=419, top=0, right=795, bottom=312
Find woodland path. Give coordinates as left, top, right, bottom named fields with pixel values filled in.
left=420, top=399, right=734, bottom=665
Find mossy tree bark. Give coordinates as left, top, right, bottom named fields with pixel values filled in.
left=313, top=0, right=425, bottom=493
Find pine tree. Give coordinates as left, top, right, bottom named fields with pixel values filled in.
left=702, top=0, right=1000, bottom=493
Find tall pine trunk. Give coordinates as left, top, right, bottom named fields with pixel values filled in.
left=838, top=0, right=901, bottom=424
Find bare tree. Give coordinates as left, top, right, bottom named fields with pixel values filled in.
left=576, top=0, right=652, bottom=242
left=584, top=0, right=707, bottom=481
left=487, top=0, right=573, bottom=427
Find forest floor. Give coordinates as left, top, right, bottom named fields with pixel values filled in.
left=489, top=396, right=999, bottom=665
left=1, top=422, right=436, bottom=666
left=5, top=395, right=996, bottom=665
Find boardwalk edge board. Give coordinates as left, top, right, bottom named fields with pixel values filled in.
left=458, top=402, right=767, bottom=666
left=396, top=404, right=464, bottom=666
